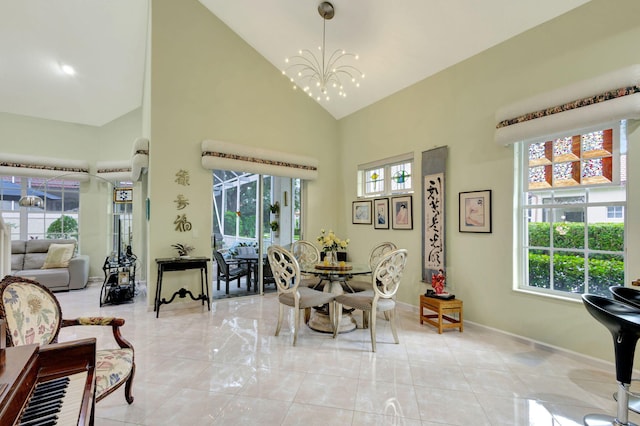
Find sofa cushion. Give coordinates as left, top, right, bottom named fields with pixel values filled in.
left=42, top=243, right=75, bottom=269
left=15, top=269, right=70, bottom=290
left=11, top=241, right=26, bottom=271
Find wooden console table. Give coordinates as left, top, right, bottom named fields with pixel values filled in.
left=154, top=257, right=210, bottom=318
left=419, top=294, right=463, bottom=333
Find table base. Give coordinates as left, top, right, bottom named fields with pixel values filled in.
left=308, top=309, right=356, bottom=333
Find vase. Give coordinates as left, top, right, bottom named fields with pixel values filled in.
left=325, top=250, right=338, bottom=266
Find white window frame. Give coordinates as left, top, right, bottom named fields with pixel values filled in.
left=514, top=122, right=627, bottom=300
left=357, top=152, right=413, bottom=198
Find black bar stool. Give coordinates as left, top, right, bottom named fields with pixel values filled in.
left=610, top=286, right=640, bottom=415
left=582, top=294, right=640, bottom=426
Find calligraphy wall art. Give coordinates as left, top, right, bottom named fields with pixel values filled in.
left=421, top=146, right=448, bottom=282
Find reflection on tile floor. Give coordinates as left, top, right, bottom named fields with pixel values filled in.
left=53, top=282, right=640, bottom=425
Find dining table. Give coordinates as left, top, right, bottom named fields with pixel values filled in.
left=299, top=262, right=371, bottom=333
left=235, top=253, right=267, bottom=292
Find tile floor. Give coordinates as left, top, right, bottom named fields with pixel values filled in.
left=53, top=282, right=640, bottom=426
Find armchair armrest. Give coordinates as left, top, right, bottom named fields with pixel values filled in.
left=68, top=255, right=89, bottom=290
left=61, top=316, right=133, bottom=350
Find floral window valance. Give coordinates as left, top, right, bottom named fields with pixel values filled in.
left=495, top=64, right=640, bottom=145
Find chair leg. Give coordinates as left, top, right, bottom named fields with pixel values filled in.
left=304, top=307, right=311, bottom=324
left=370, top=308, right=377, bottom=352
left=293, top=307, right=300, bottom=346
left=124, top=362, right=135, bottom=404
left=333, top=302, right=342, bottom=338
left=389, top=309, right=399, bottom=344
left=275, top=304, right=284, bottom=336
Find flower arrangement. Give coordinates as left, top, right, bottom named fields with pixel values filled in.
left=431, top=269, right=446, bottom=294
left=316, top=229, right=349, bottom=252
left=172, top=243, right=194, bottom=257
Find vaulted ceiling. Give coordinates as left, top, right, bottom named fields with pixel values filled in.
left=0, top=0, right=591, bottom=126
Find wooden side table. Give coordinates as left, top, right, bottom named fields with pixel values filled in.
left=420, top=294, right=463, bottom=333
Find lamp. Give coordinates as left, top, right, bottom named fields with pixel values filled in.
left=18, top=172, right=115, bottom=208
left=282, top=1, right=364, bottom=102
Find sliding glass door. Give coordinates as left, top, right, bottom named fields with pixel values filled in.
left=212, top=171, right=301, bottom=298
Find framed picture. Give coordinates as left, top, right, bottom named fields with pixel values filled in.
left=114, top=187, right=133, bottom=203
left=352, top=200, right=372, bottom=224
left=459, top=190, right=492, bottom=233
left=118, top=270, right=130, bottom=285
left=373, top=198, right=389, bottom=229
left=391, top=195, right=413, bottom=230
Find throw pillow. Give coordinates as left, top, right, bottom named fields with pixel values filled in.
left=41, top=243, right=76, bottom=269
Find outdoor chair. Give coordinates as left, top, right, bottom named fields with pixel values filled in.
left=213, top=250, right=249, bottom=295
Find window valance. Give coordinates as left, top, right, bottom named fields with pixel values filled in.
left=96, top=137, right=149, bottom=181
left=495, top=64, right=640, bottom=145
left=0, top=154, right=90, bottom=180
left=201, top=140, right=318, bottom=180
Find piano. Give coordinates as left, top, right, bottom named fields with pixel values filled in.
left=0, top=338, right=97, bottom=426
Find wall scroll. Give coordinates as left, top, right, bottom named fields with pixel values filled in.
left=421, top=146, right=448, bottom=282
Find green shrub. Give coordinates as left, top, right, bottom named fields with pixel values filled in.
left=528, top=252, right=623, bottom=296
left=46, top=215, right=78, bottom=239
left=528, top=222, right=624, bottom=252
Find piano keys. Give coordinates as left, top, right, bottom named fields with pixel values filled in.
left=0, top=338, right=97, bottom=426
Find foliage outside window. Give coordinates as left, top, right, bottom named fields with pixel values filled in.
left=358, top=153, right=413, bottom=197
left=517, top=123, right=626, bottom=298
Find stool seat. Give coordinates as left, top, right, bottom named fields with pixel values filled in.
left=582, top=294, right=640, bottom=426
left=611, top=286, right=640, bottom=310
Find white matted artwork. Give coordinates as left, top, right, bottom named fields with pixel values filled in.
left=352, top=200, right=372, bottom=224
left=459, top=190, right=492, bottom=233
left=424, top=173, right=444, bottom=270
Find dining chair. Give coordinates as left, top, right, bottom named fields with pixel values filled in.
left=346, top=241, right=398, bottom=292
left=290, top=240, right=324, bottom=289
left=267, top=245, right=335, bottom=346
left=212, top=250, right=249, bottom=294
left=333, top=248, right=408, bottom=352
left=0, top=275, right=135, bottom=404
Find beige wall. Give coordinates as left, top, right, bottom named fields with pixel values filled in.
left=148, top=0, right=339, bottom=304
left=0, top=110, right=143, bottom=278
left=339, top=0, right=640, bottom=362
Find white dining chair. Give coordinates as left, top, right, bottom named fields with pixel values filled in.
left=291, top=240, right=324, bottom=289
left=346, top=241, right=397, bottom=292
left=268, top=245, right=335, bottom=346
left=333, top=248, right=408, bottom=352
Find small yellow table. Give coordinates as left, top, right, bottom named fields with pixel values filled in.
left=420, top=294, right=463, bottom=333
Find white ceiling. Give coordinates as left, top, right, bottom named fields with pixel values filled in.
left=0, top=0, right=591, bottom=127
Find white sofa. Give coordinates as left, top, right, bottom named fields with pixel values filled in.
left=11, top=239, right=89, bottom=291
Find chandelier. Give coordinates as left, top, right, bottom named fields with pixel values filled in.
left=282, top=1, right=364, bottom=102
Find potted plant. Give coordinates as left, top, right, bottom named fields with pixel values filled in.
left=171, top=243, right=194, bottom=257
left=270, top=221, right=279, bottom=232
left=269, top=202, right=280, bottom=215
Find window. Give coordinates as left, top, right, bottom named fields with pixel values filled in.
left=358, top=153, right=413, bottom=197
left=607, top=206, right=623, bottom=219
left=516, top=123, right=626, bottom=298
left=0, top=176, right=80, bottom=240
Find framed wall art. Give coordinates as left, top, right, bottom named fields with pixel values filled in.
left=391, top=195, right=413, bottom=230
left=459, top=190, right=492, bottom=233
left=373, top=198, right=389, bottom=229
left=352, top=200, right=372, bottom=224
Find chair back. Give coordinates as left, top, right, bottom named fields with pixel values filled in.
left=212, top=250, right=230, bottom=275
left=372, top=249, right=408, bottom=299
left=369, top=242, right=398, bottom=270
left=0, top=276, right=62, bottom=346
left=291, top=240, right=320, bottom=267
left=267, top=245, right=301, bottom=295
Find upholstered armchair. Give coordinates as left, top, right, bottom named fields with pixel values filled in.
left=0, top=275, right=135, bottom=404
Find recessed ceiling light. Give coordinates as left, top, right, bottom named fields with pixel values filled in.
left=60, top=64, right=76, bottom=76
